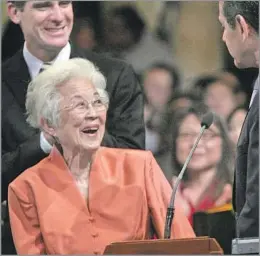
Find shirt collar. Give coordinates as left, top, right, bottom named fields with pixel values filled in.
left=254, top=75, right=259, bottom=90
left=23, top=42, right=71, bottom=79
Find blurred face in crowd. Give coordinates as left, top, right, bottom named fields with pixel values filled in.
left=228, top=108, right=247, bottom=146
left=49, top=78, right=107, bottom=155
left=105, top=16, right=135, bottom=50
left=8, top=1, right=73, bottom=59
left=76, top=27, right=96, bottom=50
left=144, top=68, right=173, bottom=111
left=176, top=114, right=222, bottom=174
left=218, top=1, right=258, bottom=68
left=204, top=82, right=237, bottom=119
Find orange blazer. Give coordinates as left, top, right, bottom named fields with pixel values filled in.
left=8, top=147, right=195, bottom=254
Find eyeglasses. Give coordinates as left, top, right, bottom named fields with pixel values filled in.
left=63, top=97, right=107, bottom=113
left=178, top=131, right=221, bottom=141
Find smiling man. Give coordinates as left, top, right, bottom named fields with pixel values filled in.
left=218, top=1, right=259, bottom=239
left=2, top=1, right=145, bottom=254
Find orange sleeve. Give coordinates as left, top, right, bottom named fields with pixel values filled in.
left=144, top=151, right=195, bottom=239
left=8, top=186, right=46, bottom=255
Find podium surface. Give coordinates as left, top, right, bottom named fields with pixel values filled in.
left=104, top=236, right=223, bottom=254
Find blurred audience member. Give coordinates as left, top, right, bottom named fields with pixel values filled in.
left=71, top=18, right=97, bottom=50
left=103, top=6, right=174, bottom=75
left=143, top=63, right=180, bottom=152
left=216, top=70, right=247, bottom=106
left=227, top=106, right=247, bottom=147
left=170, top=105, right=234, bottom=225
left=143, top=63, right=180, bottom=118
left=193, top=73, right=246, bottom=119
left=169, top=90, right=202, bottom=113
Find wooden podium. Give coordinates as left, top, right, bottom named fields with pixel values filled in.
left=104, top=236, right=223, bottom=254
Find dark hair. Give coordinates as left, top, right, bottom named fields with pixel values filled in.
left=170, top=104, right=234, bottom=200
left=169, top=90, right=202, bottom=106
left=111, top=6, right=145, bottom=43
left=71, top=18, right=95, bottom=42
left=8, top=1, right=26, bottom=10
left=147, top=62, right=181, bottom=91
left=193, top=73, right=244, bottom=96
left=223, top=1, right=259, bottom=34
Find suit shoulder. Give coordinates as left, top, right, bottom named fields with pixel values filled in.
left=2, top=49, right=23, bottom=78
left=74, top=47, right=132, bottom=73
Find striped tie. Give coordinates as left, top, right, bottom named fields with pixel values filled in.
left=39, top=62, right=52, bottom=74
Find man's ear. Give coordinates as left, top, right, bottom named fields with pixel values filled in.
left=235, top=14, right=250, bottom=41
left=40, top=118, right=56, bottom=137
left=7, top=2, right=22, bottom=24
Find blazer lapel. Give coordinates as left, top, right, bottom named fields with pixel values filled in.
left=46, top=147, right=93, bottom=215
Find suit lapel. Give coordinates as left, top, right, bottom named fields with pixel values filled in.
left=4, top=49, right=31, bottom=110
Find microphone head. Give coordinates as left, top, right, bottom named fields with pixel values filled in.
left=201, top=112, right=214, bottom=129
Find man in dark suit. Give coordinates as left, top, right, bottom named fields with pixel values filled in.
left=2, top=1, right=145, bottom=253
left=219, top=1, right=259, bottom=238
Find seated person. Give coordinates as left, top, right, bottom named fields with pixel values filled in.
left=8, top=58, right=195, bottom=255
left=170, top=105, right=234, bottom=225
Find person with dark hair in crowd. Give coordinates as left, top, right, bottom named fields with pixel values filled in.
left=70, top=18, right=97, bottom=50
left=219, top=1, right=259, bottom=238
left=142, top=63, right=181, bottom=181
left=170, top=104, right=234, bottom=225
left=193, top=73, right=247, bottom=120
left=103, top=6, right=174, bottom=74
left=169, top=90, right=202, bottom=113
left=2, top=1, right=145, bottom=254
left=143, top=62, right=181, bottom=131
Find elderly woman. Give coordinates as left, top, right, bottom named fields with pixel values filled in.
left=170, top=105, right=234, bottom=225
left=8, top=58, right=195, bottom=255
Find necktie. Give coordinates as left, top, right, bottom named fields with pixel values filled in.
left=39, top=62, right=52, bottom=74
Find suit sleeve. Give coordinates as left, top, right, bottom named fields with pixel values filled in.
left=144, top=151, right=195, bottom=238
left=8, top=186, right=46, bottom=254
left=102, top=63, right=145, bottom=150
left=238, top=110, right=259, bottom=238
left=2, top=82, right=47, bottom=202
left=2, top=133, right=47, bottom=202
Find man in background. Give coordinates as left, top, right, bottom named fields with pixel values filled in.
left=218, top=1, right=259, bottom=238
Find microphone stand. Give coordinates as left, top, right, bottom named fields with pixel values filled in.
left=164, top=125, right=207, bottom=239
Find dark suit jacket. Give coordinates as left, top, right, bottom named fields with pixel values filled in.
left=2, top=46, right=145, bottom=202
left=233, top=88, right=259, bottom=238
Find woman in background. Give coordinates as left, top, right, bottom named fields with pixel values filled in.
left=170, top=105, right=234, bottom=225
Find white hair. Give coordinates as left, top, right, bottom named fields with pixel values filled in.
left=26, top=58, right=109, bottom=129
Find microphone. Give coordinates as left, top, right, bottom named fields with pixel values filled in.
left=164, top=111, right=214, bottom=239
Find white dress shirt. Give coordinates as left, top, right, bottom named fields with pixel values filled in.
left=249, top=76, right=259, bottom=108
left=23, top=42, right=71, bottom=153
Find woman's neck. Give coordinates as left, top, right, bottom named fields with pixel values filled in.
left=63, top=148, right=94, bottom=179
left=187, top=168, right=216, bottom=188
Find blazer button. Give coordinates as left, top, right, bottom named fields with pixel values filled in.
left=89, top=216, right=95, bottom=222
left=93, top=251, right=100, bottom=255
left=92, top=232, right=99, bottom=238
